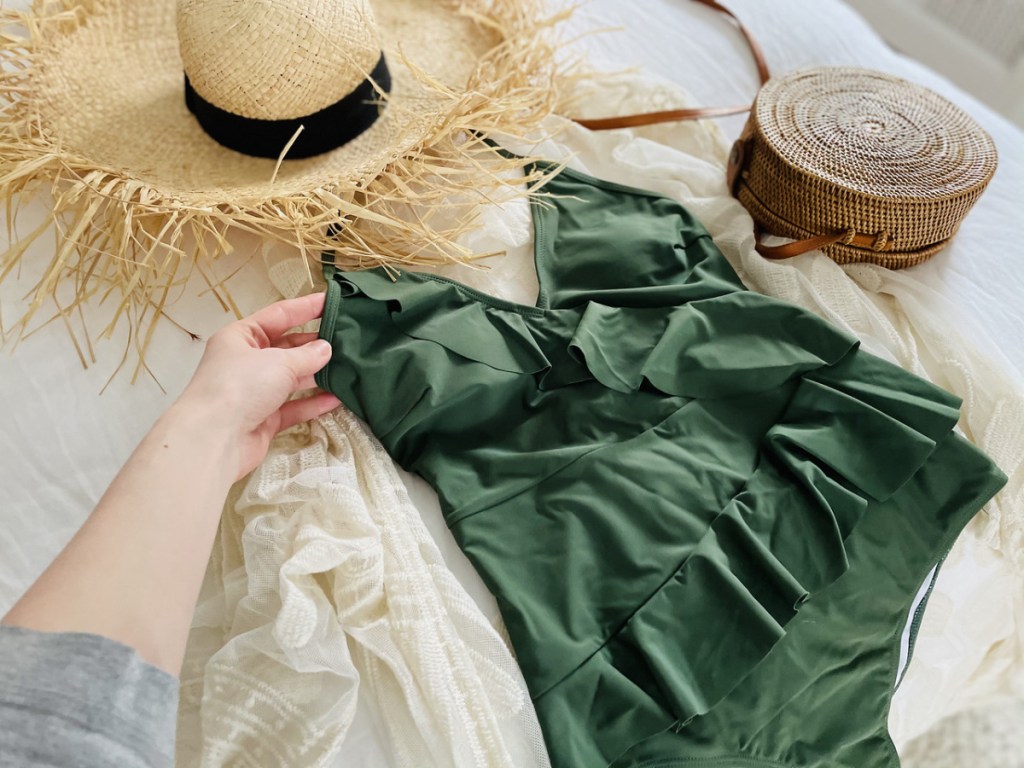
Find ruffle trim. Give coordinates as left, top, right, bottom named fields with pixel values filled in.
left=333, top=268, right=551, bottom=375
left=332, top=269, right=861, bottom=395
left=529, top=352, right=962, bottom=767
left=330, top=266, right=961, bottom=507
left=531, top=491, right=809, bottom=766
left=564, top=294, right=858, bottom=398
left=323, top=266, right=966, bottom=767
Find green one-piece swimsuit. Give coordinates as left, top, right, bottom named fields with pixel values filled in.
left=315, top=162, right=1006, bottom=768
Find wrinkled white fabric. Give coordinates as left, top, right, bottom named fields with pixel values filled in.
left=177, top=409, right=550, bottom=768
left=902, top=700, right=1024, bottom=768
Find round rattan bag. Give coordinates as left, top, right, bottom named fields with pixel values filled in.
left=726, top=67, right=999, bottom=269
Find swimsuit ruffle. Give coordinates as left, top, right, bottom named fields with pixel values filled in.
left=565, top=293, right=857, bottom=397
left=330, top=266, right=961, bottom=532
left=529, top=346, right=963, bottom=766
left=334, top=268, right=550, bottom=374
left=332, top=269, right=861, bottom=391
left=323, top=266, right=965, bottom=766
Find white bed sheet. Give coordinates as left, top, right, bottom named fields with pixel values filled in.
left=1, top=0, right=1022, bottom=765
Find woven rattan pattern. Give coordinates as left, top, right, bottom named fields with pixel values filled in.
left=35, top=0, right=491, bottom=197
left=735, top=67, right=998, bottom=267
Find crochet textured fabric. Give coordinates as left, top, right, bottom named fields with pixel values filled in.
left=177, top=409, right=550, bottom=768
left=314, top=161, right=1006, bottom=767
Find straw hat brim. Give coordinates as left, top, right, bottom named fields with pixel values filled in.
left=0, top=0, right=563, bottom=373
left=36, top=0, right=496, bottom=201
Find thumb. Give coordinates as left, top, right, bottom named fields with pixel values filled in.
left=283, top=338, right=333, bottom=384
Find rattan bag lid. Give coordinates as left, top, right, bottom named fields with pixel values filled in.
left=727, top=67, right=999, bottom=269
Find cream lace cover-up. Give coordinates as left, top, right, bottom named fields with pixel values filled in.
left=177, top=76, right=1023, bottom=766
left=177, top=410, right=550, bottom=767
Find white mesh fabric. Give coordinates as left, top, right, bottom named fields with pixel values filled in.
left=177, top=409, right=550, bottom=768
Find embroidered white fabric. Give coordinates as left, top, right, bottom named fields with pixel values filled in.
left=176, top=408, right=550, bottom=768
left=178, top=72, right=1022, bottom=767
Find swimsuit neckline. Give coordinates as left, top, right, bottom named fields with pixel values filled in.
left=398, top=160, right=679, bottom=319
left=402, top=163, right=554, bottom=318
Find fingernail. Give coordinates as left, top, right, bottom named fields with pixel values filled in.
left=314, top=339, right=332, bottom=355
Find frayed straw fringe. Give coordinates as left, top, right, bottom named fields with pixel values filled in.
left=0, top=0, right=576, bottom=378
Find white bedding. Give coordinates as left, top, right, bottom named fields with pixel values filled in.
left=1, top=0, right=1022, bottom=765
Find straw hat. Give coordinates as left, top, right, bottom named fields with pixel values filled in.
left=0, top=0, right=562, bottom=364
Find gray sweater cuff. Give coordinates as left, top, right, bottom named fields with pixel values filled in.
left=0, top=625, right=178, bottom=767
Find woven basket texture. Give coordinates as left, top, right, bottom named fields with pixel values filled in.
left=734, top=67, right=998, bottom=268
left=177, top=0, right=384, bottom=121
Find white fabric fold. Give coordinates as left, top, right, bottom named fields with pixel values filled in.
left=177, top=410, right=550, bottom=768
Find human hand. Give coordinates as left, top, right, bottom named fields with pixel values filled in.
left=174, top=293, right=341, bottom=481
left=0, top=293, right=341, bottom=672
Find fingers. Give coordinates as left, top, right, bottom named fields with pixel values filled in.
left=273, top=331, right=320, bottom=350
left=277, top=391, right=342, bottom=432
left=245, top=293, right=326, bottom=342
left=281, top=337, right=333, bottom=383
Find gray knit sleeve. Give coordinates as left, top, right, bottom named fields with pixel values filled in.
left=0, top=625, right=177, bottom=767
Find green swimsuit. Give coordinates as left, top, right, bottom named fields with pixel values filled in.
left=315, top=162, right=1006, bottom=767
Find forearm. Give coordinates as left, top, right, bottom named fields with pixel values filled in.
left=2, top=399, right=236, bottom=676
left=2, top=293, right=336, bottom=676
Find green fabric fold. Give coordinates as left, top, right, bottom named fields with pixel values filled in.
left=338, top=269, right=551, bottom=375
left=314, top=160, right=1002, bottom=768
left=566, top=293, right=858, bottom=398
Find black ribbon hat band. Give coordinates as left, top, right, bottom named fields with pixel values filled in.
left=184, top=53, right=392, bottom=160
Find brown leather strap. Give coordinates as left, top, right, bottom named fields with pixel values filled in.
left=755, top=228, right=895, bottom=260
left=573, top=0, right=770, bottom=130
left=693, top=0, right=770, bottom=84
left=575, top=104, right=753, bottom=131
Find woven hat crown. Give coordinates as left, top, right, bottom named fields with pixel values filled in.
left=177, top=0, right=383, bottom=121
